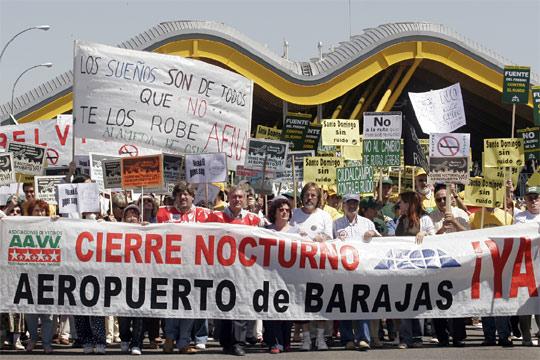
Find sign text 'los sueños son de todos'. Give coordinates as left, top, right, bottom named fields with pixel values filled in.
left=73, top=41, right=253, bottom=168
left=1, top=218, right=538, bottom=320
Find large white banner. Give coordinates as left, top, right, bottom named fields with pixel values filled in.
left=73, top=41, right=253, bottom=168
left=1, top=218, right=539, bottom=319
left=409, top=83, right=466, bottom=134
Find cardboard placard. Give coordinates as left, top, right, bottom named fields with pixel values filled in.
left=303, top=157, right=344, bottom=185
left=58, top=182, right=101, bottom=215
left=163, top=153, right=185, bottom=184
left=483, top=138, right=524, bottom=168
left=336, top=165, right=374, bottom=195
left=255, top=125, right=281, bottom=140
left=409, top=83, right=466, bottom=134
left=280, top=113, right=311, bottom=151
left=102, top=159, right=122, bottom=189
left=321, top=119, right=361, bottom=146
left=516, top=127, right=540, bottom=161
left=0, top=153, right=15, bottom=186
left=362, top=111, right=402, bottom=140
left=363, top=139, right=400, bottom=167
left=245, top=138, right=288, bottom=171
left=185, top=152, right=228, bottom=184
left=428, top=133, right=470, bottom=184
left=121, top=154, right=164, bottom=189
left=502, top=66, right=530, bottom=104
left=34, top=175, right=64, bottom=205
left=464, top=177, right=505, bottom=208
left=8, top=142, right=46, bottom=176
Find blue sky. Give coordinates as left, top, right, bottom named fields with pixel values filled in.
left=0, top=0, right=539, bottom=107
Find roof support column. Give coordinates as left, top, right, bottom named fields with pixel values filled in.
left=375, top=65, right=406, bottom=112
left=383, top=58, right=422, bottom=111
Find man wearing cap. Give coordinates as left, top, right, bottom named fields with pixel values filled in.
left=415, top=168, right=436, bottom=213
left=333, top=194, right=379, bottom=351
left=512, top=186, right=540, bottom=346
left=378, top=177, right=396, bottom=219
left=359, top=197, right=387, bottom=235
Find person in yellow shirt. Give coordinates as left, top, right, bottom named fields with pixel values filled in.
left=321, top=184, right=342, bottom=220
left=469, top=207, right=513, bottom=229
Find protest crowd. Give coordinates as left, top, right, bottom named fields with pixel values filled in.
left=0, top=40, right=539, bottom=357
left=0, top=167, right=539, bottom=355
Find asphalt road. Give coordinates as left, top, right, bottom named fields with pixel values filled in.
left=1, top=326, right=538, bottom=360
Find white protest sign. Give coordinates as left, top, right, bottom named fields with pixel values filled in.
left=362, top=111, right=402, bottom=139
left=0, top=153, right=15, bottom=185
left=34, top=176, right=64, bottom=205
left=0, top=118, right=73, bottom=167
left=89, top=153, right=120, bottom=190
left=429, top=133, right=470, bottom=185
left=58, top=183, right=101, bottom=215
left=245, top=138, right=288, bottom=171
left=73, top=41, right=253, bottom=168
left=409, top=83, right=466, bottom=134
left=8, top=142, right=47, bottom=176
left=0, top=183, right=23, bottom=204
left=185, top=153, right=228, bottom=184
left=2, top=218, right=540, bottom=319
left=429, top=133, right=470, bottom=158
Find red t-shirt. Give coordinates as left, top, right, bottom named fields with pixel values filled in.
left=156, top=206, right=211, bottom=223
left=207, top=208, right=261, bottom=226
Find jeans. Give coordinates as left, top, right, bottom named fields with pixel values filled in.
left=26, top=314, right=54, bottom=347
left=191, top=319, right=208, bottom=345
left=119, top=317, right=144, bottom=348
left=400, top=319, right=423, bottom=345
left=339, top=320, right=370, bottom=343
left=165, top=318, right=194, bottom=349
left=482, top=316, right=510, bottom=343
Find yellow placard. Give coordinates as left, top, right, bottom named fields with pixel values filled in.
left=321, top=119, right=361, bottom=146
left=528, top=172, right=540, bottom=186
left=464, top=176, right=505, bottom=208
left=255, top=125, right=281, bottom=140
left=342, top=136, right=363, bottom=160
left=483, top=138, right=524, bottom=168
left=303, top=157, right=345, bottom=185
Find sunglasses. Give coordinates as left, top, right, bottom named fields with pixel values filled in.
left=278, top=207, right=291, bottom=213
left=435, top=197, right=446, bottom=203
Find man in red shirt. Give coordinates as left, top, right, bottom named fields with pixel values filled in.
left=207, top=185, right=262, bottom=356
left=156, top=181, right=211, bottom=224
left=159, top=181, right=211, bottom=354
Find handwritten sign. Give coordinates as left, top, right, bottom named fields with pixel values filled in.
left=245, top=138, right=288, bottom=171
left=336, top=165, right=373, bottom=195
left=121, top=154, right=164, bottom=189
left=362, top=112, right=402, bottom=139
left=255, top=125, right=281, bottom=140
left=34, top=175, right=64, bottom=205
left=409, top=83, right=466, bottom=134
left=185, top=152, right=228, bottom=184
left=7, top=142, right=46, bottom=176
left=0, top=153, right=15, bottom=186
left=303, top=157, right=344, bottom=185
left=321, top=119, right=361, bottom=146
left=464, top=177, right=505, bottom=208
left=483, top=138, right=524, bottom=168
left=73, top=41, right=253, bottom=169
left=502, top=65, right=530, bottom=104
left=58, top=183, right=100, bottom=215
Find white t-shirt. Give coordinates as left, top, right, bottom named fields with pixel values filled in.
left=395, top=214, right=436, bottom=235
left=333, top=214, right=378, bottom=241
left=290, top=208, right=333, bottom=240
left=513, top=210, right=540, bottom=224
left=429, top=207, right=470, bottom=233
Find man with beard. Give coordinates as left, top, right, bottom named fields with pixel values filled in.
left=290, top=182, right=333, bottom=351
left=415, top=168, right=436, bottom=213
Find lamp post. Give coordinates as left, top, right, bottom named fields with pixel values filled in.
left=0, top=25, right=51, bottom=64
left=10, top=62, right=53, bottom=121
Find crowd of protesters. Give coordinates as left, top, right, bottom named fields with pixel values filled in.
left=0, top=165, right=539, bottom=355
